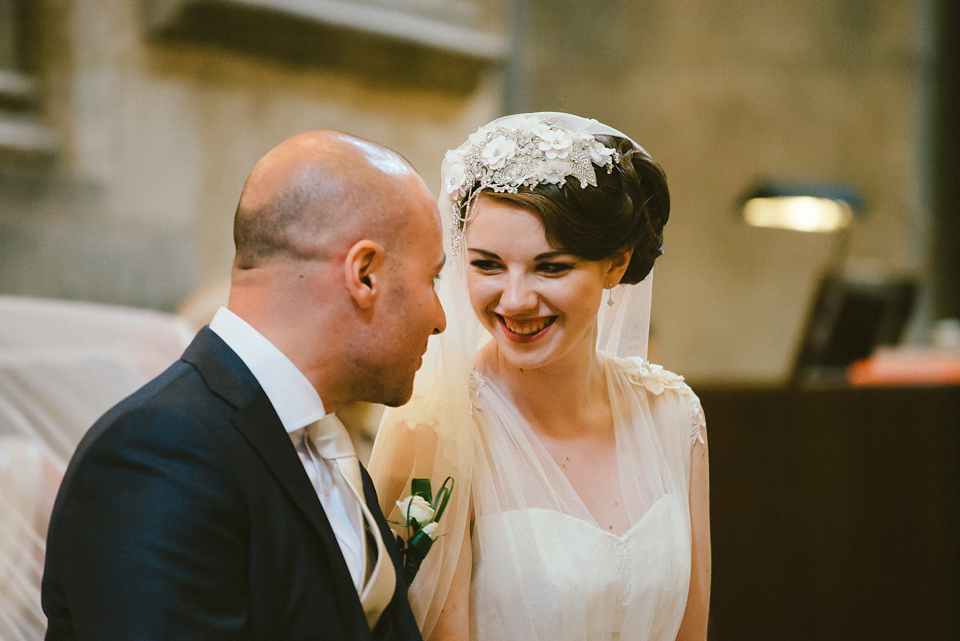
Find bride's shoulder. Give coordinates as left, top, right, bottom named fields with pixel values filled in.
left=606, top=354, right=690, bottom=395
left=605, top=354, right=705, bottom=445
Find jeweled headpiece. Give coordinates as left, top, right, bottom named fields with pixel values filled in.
left=441, top=113, right=621, bottom=255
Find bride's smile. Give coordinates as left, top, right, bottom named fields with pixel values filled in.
left=497, top=314, right=557, bottom=341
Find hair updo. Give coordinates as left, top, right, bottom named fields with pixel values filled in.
left=469, top=135, right=669, bottom=284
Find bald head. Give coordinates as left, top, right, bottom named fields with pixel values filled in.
left=225, top=130, right=444, bottom=410
left=233, top=131, right=422, bottom=270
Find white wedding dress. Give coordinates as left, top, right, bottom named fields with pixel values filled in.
left=467, top=358, right=702, bottom=641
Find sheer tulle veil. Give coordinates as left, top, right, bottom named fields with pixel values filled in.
left=368, top=113, right=685, bottom=640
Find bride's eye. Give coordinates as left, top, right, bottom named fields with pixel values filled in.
left=537, top=262, right=574, bottom=275
left=470, top=259, right=503, bottom=272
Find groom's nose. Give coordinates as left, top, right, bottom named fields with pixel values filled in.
left=432, top=291, right=446, bottom=334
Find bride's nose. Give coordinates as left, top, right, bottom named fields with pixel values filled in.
left=499, top=272, right=538, bottom=313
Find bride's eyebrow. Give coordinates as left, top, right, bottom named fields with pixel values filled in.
left=534, top=250, right=574, bottom=261
left=467, top=248, right=501, bottom=259
left=467, top=248, right=575, bottom=261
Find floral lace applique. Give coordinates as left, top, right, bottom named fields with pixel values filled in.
left=469, top=370, right=487, bottom=394
left=616, top=356, right=705, bottom=446
left=617, top=356, right=686, bottom=395
left=469, top=371, right=489, bottom=413
left=689, top=397, right=706, bottom=447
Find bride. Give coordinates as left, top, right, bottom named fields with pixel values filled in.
left=369, top=112, right=710, bottom=641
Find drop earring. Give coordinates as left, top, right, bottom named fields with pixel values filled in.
left=606, top=283, right=615, bottom=307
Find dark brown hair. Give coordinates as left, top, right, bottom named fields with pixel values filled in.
left=464, top=135, right=669, bottom=284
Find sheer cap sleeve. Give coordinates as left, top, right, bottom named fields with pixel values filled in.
left=614, top=355, right=705, bottom=449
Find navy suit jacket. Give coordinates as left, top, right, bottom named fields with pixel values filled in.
left=42, top=328, right=422, bottom=641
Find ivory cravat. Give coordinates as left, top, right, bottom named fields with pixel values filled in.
left=306, top=414, right=396, bottom=628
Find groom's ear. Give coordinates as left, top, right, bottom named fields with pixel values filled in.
left=344, top=239, right=385, bottom=310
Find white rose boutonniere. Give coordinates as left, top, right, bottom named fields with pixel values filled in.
left=395, top=495, right=435, bottom=525
left=391, top=476, right=455, bottom=585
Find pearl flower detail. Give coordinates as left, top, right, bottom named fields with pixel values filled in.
left=481, top=135, right=516, bottom=170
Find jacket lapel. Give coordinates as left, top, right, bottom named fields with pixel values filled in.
left=181, top=329, right=362, bottom=605
left=361, top=464, right=405, bottom=587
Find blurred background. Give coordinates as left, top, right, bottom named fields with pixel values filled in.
left=1, top=0, right=958, bottom=638
left=2, top=0, right=956, bottom=384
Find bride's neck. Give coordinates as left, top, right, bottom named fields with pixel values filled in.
left=481, top=341, right=608, bottom=438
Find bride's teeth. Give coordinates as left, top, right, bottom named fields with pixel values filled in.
left=504, top=318, right=548, bottom=335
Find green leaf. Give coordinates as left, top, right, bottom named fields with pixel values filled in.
left=433, top=476, right=455, bottom=522
left=411, top=478, right=432, bottom=501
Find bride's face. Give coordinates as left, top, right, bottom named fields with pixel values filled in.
left=465, top=197, right=620, bottom=371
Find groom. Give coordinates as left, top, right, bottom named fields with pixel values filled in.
left=42, top=131, right=446, bottom=640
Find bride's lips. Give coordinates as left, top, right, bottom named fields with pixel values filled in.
left=496, top=314, right=557, bottom=343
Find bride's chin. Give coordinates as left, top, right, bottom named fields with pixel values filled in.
left=494, top=344, right=551, bottom=372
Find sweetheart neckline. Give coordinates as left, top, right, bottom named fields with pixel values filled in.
left=478, top=494, right=675, bottom=542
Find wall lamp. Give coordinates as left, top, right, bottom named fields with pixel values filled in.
left=737, top=180, right=915, bottom=386
left=738, top=181, right=864, bottom=233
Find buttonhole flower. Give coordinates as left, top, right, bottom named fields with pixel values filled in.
left=395, top=495, right=435, bottom=525
left=390, top=476, right=455, bottom=585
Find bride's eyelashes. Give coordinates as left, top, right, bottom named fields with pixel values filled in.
left=536, top=261, right=574, bottom=276
left=470, top=258, right=503, bottom=273
left=468, top=253, right=576, bottom=276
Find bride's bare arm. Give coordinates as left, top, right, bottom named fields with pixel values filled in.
left=425, top=512, right=472, bottom=641
left=676, top=423, right=711, bottom=641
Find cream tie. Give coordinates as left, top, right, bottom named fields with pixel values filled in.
left=307, top=414, right=396, bottom=628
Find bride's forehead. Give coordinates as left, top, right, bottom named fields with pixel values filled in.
left=465, top=199, right=555, bottom=249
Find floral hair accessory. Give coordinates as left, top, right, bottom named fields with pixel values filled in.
left=442, top=114, right=620, bottom=255
left=391, top=476, right=455, bottom=585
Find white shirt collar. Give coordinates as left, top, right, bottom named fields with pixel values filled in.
left=209, top=307, right=327, bottom=434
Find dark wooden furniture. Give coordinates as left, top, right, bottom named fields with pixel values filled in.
left=699, top=384, right=960, bottom=640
